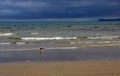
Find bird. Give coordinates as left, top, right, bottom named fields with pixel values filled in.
left=39, top=48, right=45, bottom=54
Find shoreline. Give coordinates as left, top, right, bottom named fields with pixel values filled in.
left=0, top=45, right=120, bottom=52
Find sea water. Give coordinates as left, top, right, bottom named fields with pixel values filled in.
left=0, top=21, right=120, bottom=51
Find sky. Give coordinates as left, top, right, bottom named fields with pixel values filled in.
left=0, top=0, right=120, bottom=21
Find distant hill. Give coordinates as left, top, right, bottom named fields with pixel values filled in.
left=98, top=18, right=120, bottom=21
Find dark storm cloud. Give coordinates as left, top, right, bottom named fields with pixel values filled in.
left=0, top=0, right=120, bottom=20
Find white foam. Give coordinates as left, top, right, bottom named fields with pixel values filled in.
left=0, top=33, right=13, bottom=36
left=22, top=37, right=77, bottom=40
left=88, top=36, right=120, bottom=40
left=31, top=32, right=39, bottom=35
left=46, top=47, right=78, bottom=49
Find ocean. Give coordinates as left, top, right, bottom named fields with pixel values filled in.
left=0, top=21, right=120, bottom=51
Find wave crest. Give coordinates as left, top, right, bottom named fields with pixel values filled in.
left=0, top=33, right=13, bottom=36
left=88, top=36, right=120, bottom=40
left=22, top=37, right=77, bottom=40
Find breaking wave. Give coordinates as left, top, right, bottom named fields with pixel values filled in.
left=0, top=33, right=13, bottom=36
left=21, top=36, right=120, bottom=41
left=88, top=36, right=120, bottom=40
left=22, top=37, right=77, bottom=40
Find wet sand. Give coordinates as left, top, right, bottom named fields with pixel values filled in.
left=0, top=61, right=120, bottom=76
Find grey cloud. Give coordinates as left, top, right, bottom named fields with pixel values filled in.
left=0, top=0, right=120, bottom=20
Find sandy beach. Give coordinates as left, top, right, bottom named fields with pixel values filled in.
left=0, top=61, right=120, bottom=76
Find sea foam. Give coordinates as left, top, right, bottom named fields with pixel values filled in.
left=0, top=33, right=13, bottom=36
left=88, top=36, right=120, bottom=40
left=22, top=37, right=77, bottom=40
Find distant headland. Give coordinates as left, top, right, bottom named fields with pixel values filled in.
left=98, top=18, right=120, bottom=21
